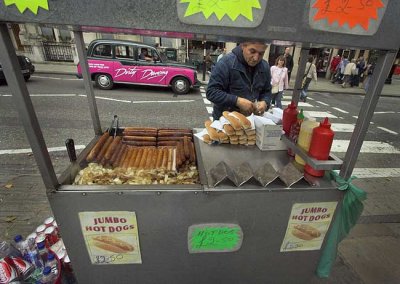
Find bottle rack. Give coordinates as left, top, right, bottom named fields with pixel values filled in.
left=281, top=135, right=343, bottom=170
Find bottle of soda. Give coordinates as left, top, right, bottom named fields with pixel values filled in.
left=11, top=256, right=35, bottom=281
left=45, top=253, right=58, bottom=276
left=37, top=242, right=49, bottom=264
left=39, top=266, right=56, bottom=284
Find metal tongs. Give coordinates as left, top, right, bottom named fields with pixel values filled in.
left=108, top=115, right=119, bottom=137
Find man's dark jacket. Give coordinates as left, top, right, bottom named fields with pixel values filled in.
left=206, top=45, right=272, bottom=120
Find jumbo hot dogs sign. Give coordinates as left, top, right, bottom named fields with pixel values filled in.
left=79, top=211, right=142, bottom=264
left=280, top=202, right=338, bottom=252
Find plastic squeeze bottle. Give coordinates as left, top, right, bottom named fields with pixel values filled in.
left=287, top=109, right=304, bottom=156
left=295, top=117, right=319, bottom=165
left=304, top=117, right=335, bottom=177
left=282, top=101, right=298, bottom=136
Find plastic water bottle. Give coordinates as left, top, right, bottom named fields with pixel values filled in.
left=0, top=240, right=21, bottom=258
left=14, top=234, right=29, bottom=261
left=25, top=238, right=43, bottom=269
left=39, top=266, right=56, bottom=284
left=45, top=253, right=58, bottom=276
left=37, top=241, right=49, bottom=264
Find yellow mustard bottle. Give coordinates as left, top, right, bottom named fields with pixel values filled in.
left=295, top=118, right=319, bottom=165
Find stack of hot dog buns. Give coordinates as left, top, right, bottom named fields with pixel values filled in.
left=202, top=111, right=256, bottom=145
left=85, top=128, right=196, bottom=170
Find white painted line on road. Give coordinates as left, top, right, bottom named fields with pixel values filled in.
left=209, top=116, right=213, bottom=121
left=203, top=98, right=211, bottom=104
left=377, top=127, right=398, bottom=135
left=206, top=106, right=213, bottom=114
left=331, top=123, right=355, bottom=132
left=352, top=116, right=358, bottom=119
left=282, top=96, right=292, bottom=100
left=96, top=96, right=131, bottom=103
left=374, top=111, right=396, bottom=114
left=282, top=101, right=313, bottom=107
left=30, top=94, right=77, bottom=97
left=304, top=111, right=337, bottom=118
left=0, top=145, right=86, bottom=155
left=307, top=97, right=314, bottom=101
left=315, top=101, right=329, bottom=106
left=32, top=75, right=81, bottom=81
left=131, top=99, right=195, bottom=104
left=0, top=94, right=12, bottom=97
left=332, top=140, right=400, bottom=153
left=332, top=107, right=349, bottom=114
left=200, top=86, right=205, bottom=90
left=334, top=168, right=400, bottom=179
left=201, top=93, right=206, bottom=98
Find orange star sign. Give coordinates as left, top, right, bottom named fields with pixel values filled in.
left=313, top=0, right=385, bottom=31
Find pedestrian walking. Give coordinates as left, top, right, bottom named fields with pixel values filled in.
left=329, top=55, right=341, bottom=81
left=217, top=48, right=227, bottom=62
left=332, top=56, right=349, bottom=84
left=283, top=47, right=294, bottom=83
left=342, top=59, right=356, bottom=88
left=270, top=55, right=289, bottom=109
left=300, top=56, right=317, bottom=102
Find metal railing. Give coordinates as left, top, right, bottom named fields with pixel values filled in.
left=42, top=41, right=73, bottom=62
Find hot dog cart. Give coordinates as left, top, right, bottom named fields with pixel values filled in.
left=1, top=1, right=399, bottom=283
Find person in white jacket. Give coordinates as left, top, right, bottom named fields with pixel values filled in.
left=342, top=58, right=357, bottom=88
left=270, top=55, right=289, bottom=109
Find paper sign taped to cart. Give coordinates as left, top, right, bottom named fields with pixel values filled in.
left=309, top=0, right=388, bottom=35
left=79, top=211, right=142, bottom=265
left=188, top=223, right=243, bottom=253
left=280, top=202, right=337, bottom=252
left=177, top=0, right=267, bottom=28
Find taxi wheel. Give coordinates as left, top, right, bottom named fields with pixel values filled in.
left=95, top=74, right=114, bottom=90
left=171, top=77, right=190, bottom=94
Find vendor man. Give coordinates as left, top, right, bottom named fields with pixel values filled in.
left=206, top=41, right=272, bottom=120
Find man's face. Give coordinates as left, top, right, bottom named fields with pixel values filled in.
left=242, top=42, right=267, bottom=67
left=285, top=47, right=290, bottom=55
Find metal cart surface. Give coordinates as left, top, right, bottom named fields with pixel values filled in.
left=1, top=1, right=399, bottom=283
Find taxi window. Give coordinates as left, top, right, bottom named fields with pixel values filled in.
left=92, top=44, right=112, bottom=58
left=115, top=45, right=134, bottom=59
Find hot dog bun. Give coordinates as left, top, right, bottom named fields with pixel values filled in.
left=231, top=111, right=251, bottom=130
left=291, top=224, right=321, bottom=240
left=92, top=235, right=134, bottom=253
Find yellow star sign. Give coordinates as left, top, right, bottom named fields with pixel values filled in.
left=180, top=0, right=261, bottom=21
left=4, top=0, right=49, bottom=14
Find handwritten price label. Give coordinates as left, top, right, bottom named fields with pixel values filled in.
left=94, top=254, right=124, bottom=264
left=188, top=224, right=243, bottom=253
left=313, top=0, right=385, bottom=30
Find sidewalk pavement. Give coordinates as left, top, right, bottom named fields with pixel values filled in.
left=34, top=62, right=400, bottom=97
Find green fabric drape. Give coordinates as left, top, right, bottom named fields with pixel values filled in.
left=316, top=171, right=367, bottom=278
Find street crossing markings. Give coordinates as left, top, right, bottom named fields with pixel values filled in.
left=315, top=101, right=329, bottom=106
left=377, top=127, right=398, bottom=135
left=0, top=145, right=86, bottom=155
left=332, top=140, right=400, bottom=153
left=331, top=123, right=355, bottom=132
left=203, top=98, right=211, bottom=104
left=201, top=93, right=206, bottom=98
left=131, top=99, right=195, bottom=104
left=30, top=94, right=77, bottom=97
left=282, top=101, right=313, bottom=107
left=332, top=107, right=349, bottom=114
left=334, top=168, right=400, bottom=179
left=304, top=111, right=337, bottom=118
left=374, top=111, right=396, bottom=114
left=95, top=96, right=131, bottom=103
left=206, top=106, right=213, bottom=114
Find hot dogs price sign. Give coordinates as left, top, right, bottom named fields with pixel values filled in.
left=79, top=211, right=142, bottom=265
left=280, top=202, right=337, bottom=252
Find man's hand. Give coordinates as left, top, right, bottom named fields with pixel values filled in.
left=236, top=97, right=255, bottom=116
left=254, top=100, right=267, bottom=116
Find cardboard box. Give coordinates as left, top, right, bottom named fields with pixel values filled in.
left=254, top=116, right=287, bottom=151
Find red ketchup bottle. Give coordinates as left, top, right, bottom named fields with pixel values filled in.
left=288, top=109, right=304, bottom=156
left=282, top=101, right=299, bottom=136
left=304, top=117, right=335, bottom=177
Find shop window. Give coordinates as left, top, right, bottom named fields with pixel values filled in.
left=59, top=29, right=72, bottom=42
left=41, top=27, right=56, bottom=41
